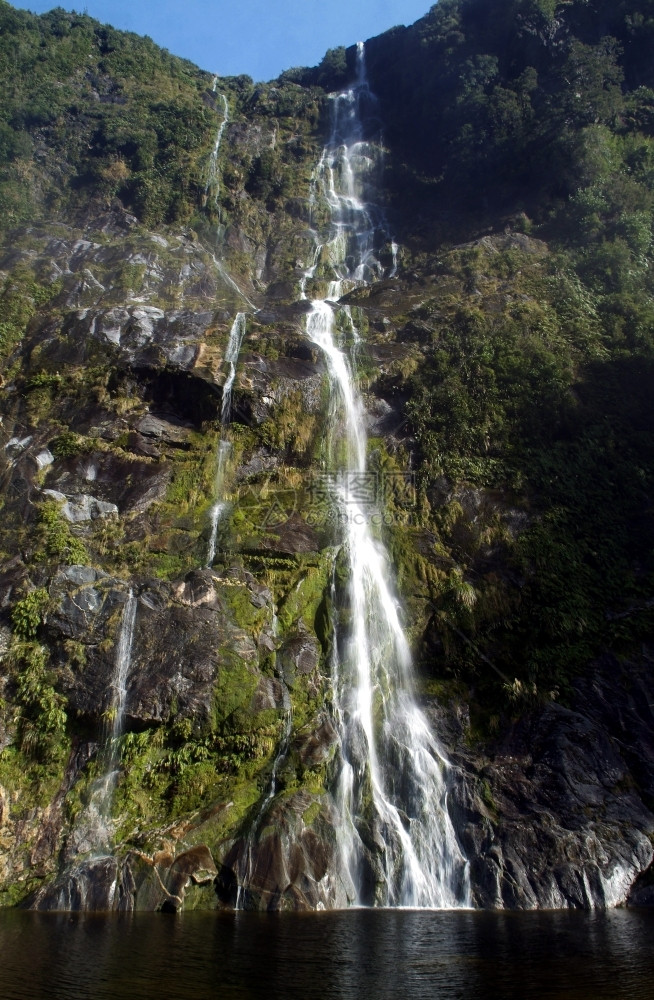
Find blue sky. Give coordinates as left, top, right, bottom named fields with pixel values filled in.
left=10, top=1, right=433, bottom=80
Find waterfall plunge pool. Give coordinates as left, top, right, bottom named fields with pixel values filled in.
left=0, top=907, right=652, bottom=999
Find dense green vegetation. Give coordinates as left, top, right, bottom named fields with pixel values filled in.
left=0, top=0, right=324, bottom=233
left=368, top=0, right=654, bottom=232
left=358, top=0, right=654, bottom=714
left=0, top=0, right=222, bottom=226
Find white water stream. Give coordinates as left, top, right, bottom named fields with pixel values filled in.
left=305, top=43, right=470, bottom=908
left=206, top=312, right=247, bottom=567
left=104, top=589, right=138, bottom=766
left=69, top=589, right=138, bottom=854
left=205, top=91, right=229, bottom=210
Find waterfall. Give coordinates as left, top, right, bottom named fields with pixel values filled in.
left=205, top=92, right=229, bottom=210
left=95, top=589, right=137, bottom=828
left=390, top=240, right=399, bottom=278
left=210, top=254, right=257, bottom=312
left=70, top=589, right=138, bottom=854
left=305, top=43, right=470, bottom=908
left=206, top=312, right=247, bottom=567
left=104, top=589, right=138, bottom=769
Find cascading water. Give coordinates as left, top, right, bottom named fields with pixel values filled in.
left=210, top=253, right=257, bottom=312
left=390, top=240, right=399, bottom=278
left=69, top=589, right=138, bottom=854
left=204, top=87, right=258, bottom=309
left=305, top=43, right=470, bottom=908
left=206, top=311, right=247, bottom=567
left=103, top=589, right=138, bottom=774
left=205, top=91, right=229, bottom=211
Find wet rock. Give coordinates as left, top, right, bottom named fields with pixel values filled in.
left=30, top=857, right=121, bottom=912
left=60, top=305, right=211, bottom=371
left=31, top=741, right=97, bottom=869
left=172, top=569, right=220, bottom=609
left=42, top=489, right=118, bottom=522
left=162, top=846, right=218, bottom=906
left=238, top=352, right=324, bottom=423
left=35, top=449, right=54, bottom=470
left=260, top=514, right=321, bottom=555
left=48, top=451, right=171, bottom=515
left=47, top=569, right=132, bottom=718
left=136, top=413, right=192, bottom=446
left=129, top=845, right=218, bottom=912
left=246, top=580, right=272, bottom=608
left=4, top=435, right=33, bottom=458
left=442, top=656, right=654, bottom=909
left=125, top=589, right=224, bottom=724
left=113, top=575, right=264, bottom=726
left=65, top=566, right=271, bottom=733
left=28, top=841, right=218, bottom=913
left=218, top=792, right=350, bottom=911
left=250, top=676, right=287, bottom=712
left=278, top=630, right=320, bottom=688
left=48, top=566, right=129, bottom=646
left=0, top=557, right=30, bottom=610
left=293, top=715, right=338, bottom=768
left=235, top=447, right=279, bottom=480
left=125, top=431, right=161, bottom=458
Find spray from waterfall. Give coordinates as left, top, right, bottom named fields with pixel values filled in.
left=206, top=312, right=247, bottom=567
left=304, top=42, right=470, bottom=908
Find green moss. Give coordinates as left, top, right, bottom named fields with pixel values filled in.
left=277, top=554, right=332, bottom=634
left=0, top=266, right=62, bottom=365
left=259, top=390, right=319, bottom=459
left=34, top=501, right=89, bottom=566
left=0, top=878, right=43, bottom=909
left=212, top=654, right=259, bottom=731
left=49, top=431, right=93, bottom=460
left=301, top=799, right=323, bottom=826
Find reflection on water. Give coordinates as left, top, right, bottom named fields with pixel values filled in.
left=0, top=908, right=653, bottom=999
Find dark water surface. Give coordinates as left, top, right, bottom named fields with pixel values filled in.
left=0, top=907, right=652, bottom=999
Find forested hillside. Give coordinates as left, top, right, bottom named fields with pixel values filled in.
left=360, top=0, right=654, bottom=712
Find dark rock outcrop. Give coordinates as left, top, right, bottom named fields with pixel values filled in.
left=433, top=655, right=654, bottom=909
left=217, top=792, right=350, bottom=911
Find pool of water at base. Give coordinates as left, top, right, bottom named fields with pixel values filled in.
left=0, top=907, right=652, bottom=1000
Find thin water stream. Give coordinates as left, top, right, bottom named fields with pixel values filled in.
left=205, top=91, right=229, bottom=210
left=206, top=312, right=247, bottom=567
left=61, top=589, right=138, bottom=860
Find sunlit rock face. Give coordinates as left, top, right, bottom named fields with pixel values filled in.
left=1, top=0, right=654, bottom=913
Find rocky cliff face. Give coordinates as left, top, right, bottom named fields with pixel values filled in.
left=1, top=0, right=654, bottom=912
